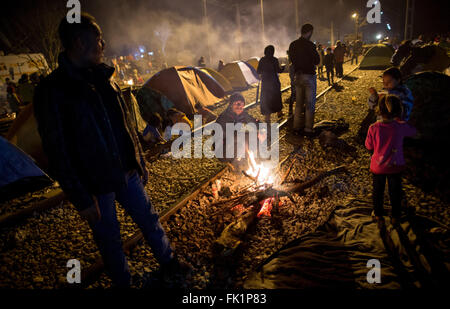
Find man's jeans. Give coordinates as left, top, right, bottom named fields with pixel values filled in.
left=89, top=170, right=173, bottom=287
left=294, top=73, right=317, bottom=131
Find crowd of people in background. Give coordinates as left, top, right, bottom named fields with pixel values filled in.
left=1, top=72, right=45, bottom=115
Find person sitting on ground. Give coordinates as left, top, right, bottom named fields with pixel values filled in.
left=215, top=92, right=267, bottom=167
left=163, top=108, right=193, bottom=140
left=142, top=112, right=166, bottom=144
left=365, top=94, right=417, bottom=226
left=368, top=67, right=414, bottom=121
left=323, top=47, right=336, bottom=86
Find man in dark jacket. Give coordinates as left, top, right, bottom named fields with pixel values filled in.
left=33, top=13, right=184, bottom=287
left=288, top=23, right=320, bottom=136
left=334, top=41, right=345, bottom=77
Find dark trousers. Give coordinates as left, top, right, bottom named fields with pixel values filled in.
left=89, top=170, right=173, bottom=287
left=351, top=54, right=358, bottom=65
left=372, top=173, right=403, bottom=218
left=325, top=67, right=334, bottom=85
left=318, top=65, right=324, bottom=78
left=335, top=62, right=344, bottom=77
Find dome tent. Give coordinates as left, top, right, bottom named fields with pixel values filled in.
left=143, top=66, right=225, bottom=117
left=219, top=61, right=260, bottom=89
left=359, top=44, right=394, bottom=69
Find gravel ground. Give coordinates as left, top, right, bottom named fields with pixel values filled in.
left=1, top=62, right=447, bottom=289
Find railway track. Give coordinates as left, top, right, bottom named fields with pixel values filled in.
left=81, top=64, right=361, bottom=287
left=0, top=63, right=360, bottom=287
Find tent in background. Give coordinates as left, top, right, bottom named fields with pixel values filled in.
left=135, top=86, right=175, bottom=123
left=200, top=68, right=233, bottom=93
left=220, top=61, right=260, bottom=89
left=143, top=66, right=225, bottom=117
left=246, top=57, right=260, bottom=71
left=0, top=136, right=51, bottom=202
left=121, top=87, right=147, bottom=134
left=359, top=44, right=394, bottom=69
left=6, top=89, right=149, bottom=171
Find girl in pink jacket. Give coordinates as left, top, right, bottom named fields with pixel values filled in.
left=365, top=94, right=417, bottom=225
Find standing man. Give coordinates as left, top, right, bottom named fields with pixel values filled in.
left=288, top=23, right=320, bottom=136
left=334, top=41, right=345, bottom=78
left=33, top=13, right=187, bottom=287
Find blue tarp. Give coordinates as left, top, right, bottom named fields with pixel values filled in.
left=0, top=136, right=45, bottom=187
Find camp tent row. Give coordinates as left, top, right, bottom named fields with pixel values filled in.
left=1, top=58, right=260, bottom=199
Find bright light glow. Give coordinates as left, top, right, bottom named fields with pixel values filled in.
left=352, top=13, right=357, bottom=18
left=246, top=151, right=274, bottom=185
left=139, top=45, right=145, bottom=53
left=140, top=54, right=144, bottom=58
left=127, top=79, right=134, bottom=86
left=374, top=1, right=378, bottom=4
left=376, top=34, right=382, bottom=40
left=387, top=24, right=391, bottom=30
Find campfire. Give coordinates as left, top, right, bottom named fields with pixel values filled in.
left=211, top=152, right=347, bottom=257
left=245, top=151, right=275, bottom=186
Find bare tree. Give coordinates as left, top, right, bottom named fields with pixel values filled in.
left=0, top=0, right=65, bottom=71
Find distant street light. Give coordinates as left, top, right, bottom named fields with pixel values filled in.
left=351, top=13, right=359, bottom=40
left=376, top=33, right=382, bottom=40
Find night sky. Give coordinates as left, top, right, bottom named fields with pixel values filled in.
left=1, top=0, right=449, bottom=60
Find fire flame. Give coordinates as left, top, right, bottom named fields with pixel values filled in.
left=257, top=197, right=274, bottom=218
left=245, top=151, right=274, bottom=185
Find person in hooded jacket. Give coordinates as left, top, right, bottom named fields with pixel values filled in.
left=257, top=45, right=283, bottom=123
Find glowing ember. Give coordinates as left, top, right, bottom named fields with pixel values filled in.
left=126, top=79, right=134, bottom=85
left=257, top=197, right=274, bottom=218
left=231, top=204, right=245, bottom=215
left=245, top=151, right=274, bottom=185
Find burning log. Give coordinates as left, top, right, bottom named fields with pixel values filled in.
left=214, top=165, right=347, bottom=257
left=276, top=165, right=347, bottom=194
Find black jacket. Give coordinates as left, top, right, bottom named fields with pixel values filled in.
left=288, top=37, right=320, bottom=75
left=215, top=106, right=259, bottom=161
left=33, top=53, right=146, bottom=211
left=323, top=54, right=336, bottom=69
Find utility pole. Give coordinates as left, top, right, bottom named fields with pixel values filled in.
left=404, top=0, right=415, bottom=40
left=202, top=0, right=212, bottom=65
left=260, top=0, right=265, bottom=47
left=294, top=0, right=299, bottom=37
left=236, top=3, right=242, bottom=59
left=331, top=20, right=334, bottom=46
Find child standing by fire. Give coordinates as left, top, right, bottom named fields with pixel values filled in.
left=365, top=94, right=417, bottom=226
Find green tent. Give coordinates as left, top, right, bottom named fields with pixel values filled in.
left=359, top=44, right=394, bottom=69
